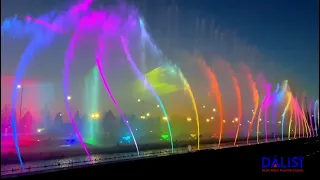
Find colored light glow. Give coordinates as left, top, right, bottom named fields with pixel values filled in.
left=133, top=66, right=183, bottom=96
left=190, top=134, right=197, bottom=138
left=122, top=136, right=131, bottom=141
left=161, top=134, right=169, bottom=140
left=37, top=128, right=44, bottom=133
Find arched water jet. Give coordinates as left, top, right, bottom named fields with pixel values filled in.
left=214, top=60, right=242, bottom=146
left=241, top=65, right=259, bottom=145
left=264, top=84, right=271, bottom=142
left=96, top=39, right=139, bottom=156
left=121, top=36, right=174, bottom=152
left=271, top=83, right=280, bottom=140
left=288, top=95, right=294, bottom=140
left=308, top=99, right=315, bottom=137
left=174, top=65, right=200, bottom=150
left=281, top=91, right=292, bottom=141
left=256, top=97, right=266, bottom=143
left=199, top=59, right=224, bottom=147
left=314, top=100, right=319, bottom=137
left=63, top=34, right=92, bottom=162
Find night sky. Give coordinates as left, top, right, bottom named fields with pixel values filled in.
left=1, top=0, right=319, bottom=108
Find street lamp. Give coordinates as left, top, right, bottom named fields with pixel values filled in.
left=17, top=84, right=24, bottom=119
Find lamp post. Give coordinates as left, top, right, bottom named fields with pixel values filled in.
left=17, top=84, right=24, bottom=120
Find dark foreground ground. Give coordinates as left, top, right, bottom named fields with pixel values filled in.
left=4, top=137, right=319, bottom=179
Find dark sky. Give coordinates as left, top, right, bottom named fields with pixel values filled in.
left=1, top=0, right=319, bottom=101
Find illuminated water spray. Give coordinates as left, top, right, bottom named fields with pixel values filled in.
left=292, top=97, right=298, bottom=139
left=63, top=34, right=92, bottom=162
left=288, top=95, right=294, bottom=140
left=217, top=61, right=242, bottom=146
left=271, top=83, right=280, bottom=140
left=256, top=97, right=266, bottom=143
left=314, top=100, right=319, bottom=137
left=308, top=99, right=315, bottom=137
left=175, top=65, right=200, bottom=150
left=281, top=91, right=291, bottom=141
left=264, top=84, right=271, bottom=142
left=121, top=36, right=174, bottom=152
left=301, top=96, right=311, bottom=137
left=300, top=96, right=308, bottom=138
left=84, top=67, right=100, bottom=145
left=2, top=0, right=95, bottom=168
left=2, top=12, right=61, bottom=170
left=199, top=59, right=224, bottom=147
left=139, top=19, right=147, bottom=73
left=243, top=65, right=259, bottom=145
left=96, top=39, right=139, bottom=155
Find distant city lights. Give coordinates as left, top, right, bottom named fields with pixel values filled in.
left=187, top=117, right=192, bottom=122
left=137, top=99, right=141, bottom=102
left=157, top=105, right=160, bottom=108
left=213, top=108, right=216, bottom=112
left=17, top=84, right=22, bottom=89
left=162, top=117, right=167, bottom=121
left=146, top=113, right=150, bottom=117
left=37, top=128, right=44, bottom=133
left=223, top=120, right=226, bottom=123
left=206, top=118, right=210, bottom=122
left=67, top=96, right=72, bottom=100
left=91, top=113, right=100, bottom=119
